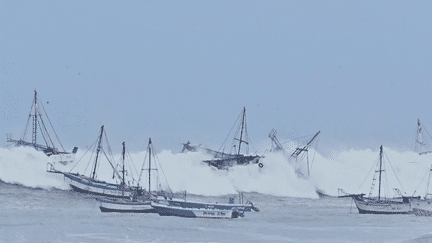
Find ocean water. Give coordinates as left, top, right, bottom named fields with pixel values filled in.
left=2, top=146, right=432, bottom=242
left=1, top=182, right=432, bottom=243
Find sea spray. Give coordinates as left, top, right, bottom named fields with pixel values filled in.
left=2, top=144, right=432, bottom=198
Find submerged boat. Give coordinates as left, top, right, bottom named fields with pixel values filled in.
left=339, top=145, right=411, bottom=214
left=48, top=126, right=140, bottom=198
left=7, top=90, right=78, bottom=165
left=202, top=107, right=261, bottom=170
left=151, top=202, right=245, bottom=218
left=98, top=138, right=173, bottom=213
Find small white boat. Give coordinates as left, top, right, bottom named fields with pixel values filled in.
left=151, top=202, right=245, bottom=218
left=98, top=198, right=154, bottom=213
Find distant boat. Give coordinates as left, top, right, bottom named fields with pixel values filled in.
left=202, top=107, right=261, bottom=170
left=47, top=126, right=140, bottom=198
left=98, top=138, right=173, bottom=213
left=7, top=90, right=78, bottom=165
left=339, top=146, right=411, bottom=214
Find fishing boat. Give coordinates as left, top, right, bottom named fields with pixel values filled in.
left=98, top=138, right=173, bottom=213
left=166, top=192, right=258, bottom=213
left=339, top=146, right=412, bottom=214
left=7, top=90, right=78, bottom=165
left=202, top=107, right=261, bottom=170
left=47, top=126, right=140, bottom=198
left=151, top=202, right=245, bottom=218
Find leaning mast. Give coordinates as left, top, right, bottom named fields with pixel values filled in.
left=92, top=125, right=104, bottom=179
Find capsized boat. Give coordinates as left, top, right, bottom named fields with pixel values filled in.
left=339, top=145, right=412, bottom=214
left=98, top=138, right=174, bottom=213
left=151, top=202, right=245, bottom=219
left=47, top=126, right=140, bottom=198
left=202, top=107, right=261, bottom=170
left=7, top=90, right=78, bottom=165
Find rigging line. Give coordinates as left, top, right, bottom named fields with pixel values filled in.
left=412, top=169, right=429, bottom=197
left=214, top=111, right=243, bottom=159
left=152, top=144, right=174, bottom=198
left=292, top=132, right=319, bottom=142
left=73, top=138, right=98, bottom=173
left=138, top=152, right=149, bottom=185
left=422, top=125, right=432, bottom=147
left=39, top=100, right=65, bottom=151
left=21, top=98, right=36, bottom=140
left=309, top=136, right=319, bottom=172
left=126, top=149, right=139, bottom=183
left=358, top=155, right=379, bottom=193
left=384, top=151, right=406, bottom=195
left=101, top=148, right=122, bottom=182
left=36, top=111, right=54, bottom=148
left=35, top=119, right=50, bottom=148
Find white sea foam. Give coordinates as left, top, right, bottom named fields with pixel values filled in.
left=1, top=144, right=431, bottom=198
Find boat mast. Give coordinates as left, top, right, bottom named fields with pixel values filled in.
left=92, top=125, right=104, bottom=179
left=237, top=107, right=246, bottom=155
left=148, top=138, right=152, bottom=193
left=378, top=145, right=383, bottom=200
left=32, top=90, right=38, bottom=145
left=121, top=141, right=126, bottom=186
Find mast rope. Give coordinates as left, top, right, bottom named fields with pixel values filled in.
left=412, top=169, right=429, bottom=197
left=39, top=100, right=66, bottom=152
left=70, top=138, right=98, bottom=173
left=384, top=151, right=407, bottom=195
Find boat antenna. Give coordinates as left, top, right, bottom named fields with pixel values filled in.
left=378, top=145, right=383, bottom=200
left=92, top=125, right=104, bottom=179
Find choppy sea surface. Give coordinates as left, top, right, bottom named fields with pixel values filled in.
left=1, top=182, right=432, bottom=243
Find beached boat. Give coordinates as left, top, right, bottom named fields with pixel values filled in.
left=151, top=202, right=245, bottom=218
left=7, top=90, right=78, bottom=165
left=98, top=138, right=174, bottom=213
left=202, top=107, right=261, bottom=170
left=47, top=126, right=140, bottom=198
left=339, top=146, right=411, bottom=214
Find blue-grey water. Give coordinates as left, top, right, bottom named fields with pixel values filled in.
left=1, top=182, right=432, bottom=243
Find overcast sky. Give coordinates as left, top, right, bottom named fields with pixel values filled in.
left=1, top=1, right=431, bottom=154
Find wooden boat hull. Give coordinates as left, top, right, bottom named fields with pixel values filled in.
left=411, top=199, right=432, bottom=216
left=64, top=173, right=134, bottom=198
left=167, top=199, right=252, bottom=212
left=98, top=199, right=155, bottom=213
left=151, top=202, right=243, bottom=218
left=353, top=197, right=411, bottom=214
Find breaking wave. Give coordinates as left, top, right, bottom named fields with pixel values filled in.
left=1, top=145, right=430, bottom=198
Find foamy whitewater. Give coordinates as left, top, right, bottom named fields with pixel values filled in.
left=1, top=143, right=431, bottom=199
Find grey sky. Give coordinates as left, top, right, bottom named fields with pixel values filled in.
left=1, top=1, right=431, bottom=154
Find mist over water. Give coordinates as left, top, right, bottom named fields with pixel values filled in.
left=1, top=144, right=431, bottom=199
